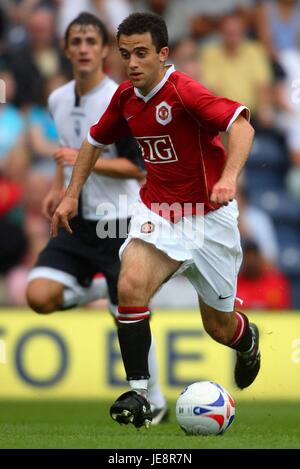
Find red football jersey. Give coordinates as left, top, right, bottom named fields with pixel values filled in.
left=89, top=66, right=249, bottom=218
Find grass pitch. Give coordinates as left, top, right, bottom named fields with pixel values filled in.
left=0, top=400, right=299, bottom=449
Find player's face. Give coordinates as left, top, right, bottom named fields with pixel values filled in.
left=65, top=25, right=108, bottom=76
left=118, top=32, right=169, bottom=95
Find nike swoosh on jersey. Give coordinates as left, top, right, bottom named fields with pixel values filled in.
left=218, top=294, right=232, bottom=300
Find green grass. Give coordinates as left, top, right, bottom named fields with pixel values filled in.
left=0, top=400, right=299, bottom=449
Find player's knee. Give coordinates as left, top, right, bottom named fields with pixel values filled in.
left=26, top=281, right=58, bottom=314
left=118, top=273, right=145, bottom=304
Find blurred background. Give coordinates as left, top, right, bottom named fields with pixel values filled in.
left=1, top=0, right=300, bottom=310
left=0, top=1, right=300, bottom=414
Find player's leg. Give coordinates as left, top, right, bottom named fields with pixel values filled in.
left=198, top=299, right=260, bottom=389
left=27, top=272, right=108, bottom=313
left=110, top=238, right=181, bottom=427
left=26, top=230, right=108, bottom=313
left=147, top=335, right=169, bottom=424
left=184, top=201, right=260, bottom=389
left=26, top=277, right=64, bottom=313
left=104, top=255, right=168, bottom=425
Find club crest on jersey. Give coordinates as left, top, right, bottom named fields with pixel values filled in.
left=156, top=101, right=172, bottom=126
left=141, top=221, right=155, bottom=234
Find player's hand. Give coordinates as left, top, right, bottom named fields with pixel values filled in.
left=210, top=177, right=236, bottom=206
left=42, top=189, right=64, bottom=221
left=51, top=196, right=78, bottom=237
left=53, top=147, right=78, bottom=166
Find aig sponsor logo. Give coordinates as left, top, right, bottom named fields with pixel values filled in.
left=136, top=135, right=178, bottom=164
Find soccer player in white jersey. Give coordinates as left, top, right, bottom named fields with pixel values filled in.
left=26, top=13, right=168, bottom=424
left=51, top=13, right=261, bottom=429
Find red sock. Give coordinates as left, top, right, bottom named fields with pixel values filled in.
left=229, top=312, right=253, bottom=352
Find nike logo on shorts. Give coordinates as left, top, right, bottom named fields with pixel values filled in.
left=219, top=294, right=232, bottom=300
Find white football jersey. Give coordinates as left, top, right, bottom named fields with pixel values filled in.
left=48, top=77, right=140, bottom=220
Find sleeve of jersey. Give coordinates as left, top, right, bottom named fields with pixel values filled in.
left=183, top=80, right=250, bottom=132
left=88, top=87, right=130, bottom=148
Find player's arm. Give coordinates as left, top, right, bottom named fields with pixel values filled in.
left=93, top=158, right=145, bottom=180
left=28, top=123, right=59, bottom=158
left=183, top=80, right=254, bottom=205
left=53, top=146, right=144, bottom=180
left=93, top=136, right=145, bottom=180
left=210, top=115, right=254, bottom=205
left=51, top=139, right=100, bottom=236
left=42, top=163, right=65, bottom=220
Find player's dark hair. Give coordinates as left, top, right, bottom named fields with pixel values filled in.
left=64, top=12, right=109, bottom=47
left=117, top=12, right=168, bottom=52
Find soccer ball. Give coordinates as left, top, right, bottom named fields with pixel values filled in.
left=176, top=381, right=235, bottom=435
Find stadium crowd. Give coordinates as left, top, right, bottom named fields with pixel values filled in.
left=0, top=0, right=300, bottom=309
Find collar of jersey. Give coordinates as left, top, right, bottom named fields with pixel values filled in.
left=134, top=65, right=175, bottom=103
left=74, top=75, right=110, bottom=100
left=88, top=75, right=111, bottom=95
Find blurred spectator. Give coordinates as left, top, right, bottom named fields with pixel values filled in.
left=0, top=67, right=28, bottom=184
left=0, top=5, right=8, bottom=58
left=57, top=0, right=134, bottom=38
left=9, top=5, right=70, bottom=107
left=285, top=165, right=300, bottom=200
left=254, top=1, right=300, bottom=203
left=256, top=0, right=300, bottom=61
left=27, top=73, right=67, bottom=179
left=201, top=11, right=274, bottom=129
left=272, top=46, right=300, bottom=199
left=133, top=0, right=256, bottom=43
left=133, top=0, right=192, bottom=43
left=237, top=240, right=292, bottom=309
left=0, top=178, right=27, bottom=284
left=236, top=185, right=280, bottom=266
left=104, top=39, right=127, bottom=83
left=3, top=1, right=50, bottom=51
left=169, top=37, right=201, bottom=81
left=188, top=0, right=255, bottom=41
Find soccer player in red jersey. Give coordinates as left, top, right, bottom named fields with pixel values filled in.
left=51, top=12, right=261, bottom=429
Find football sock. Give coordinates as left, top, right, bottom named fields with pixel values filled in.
left=129, top=381, right=149, bottom=397
left=148, top=336, right=166, bottom=409
left=117, top=307, right=151, bottom=381
left=78, top=276, right=108, bottom=305
left=62, top=276, right=108, bottom=308
left=62, top=288, right=81, bottom=309
left=108, top=302, right=118, bottom=318
left=228, top=311, right=253, bottom=352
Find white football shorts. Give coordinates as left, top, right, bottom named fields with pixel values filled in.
left=119, top=200, right=242, bottom=312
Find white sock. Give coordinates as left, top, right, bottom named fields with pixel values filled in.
left=78, top=277, right=108, bottom=305
left=129, top=379, right=149, bottom=396
left=62, top=277, right=108, bottom=308
left=108, top=302, right=118, bottom=318
left=148, top=335, right=166, bottom=409
left=63, top=287, right=82, bottom=308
